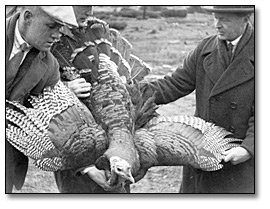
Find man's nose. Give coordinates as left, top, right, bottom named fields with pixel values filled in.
left=214, top=19, right=222, bottom=29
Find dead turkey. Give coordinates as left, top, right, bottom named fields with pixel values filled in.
left=6, top=17, right=242, bottom=191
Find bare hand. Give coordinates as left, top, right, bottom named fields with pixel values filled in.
left=222, top=147, right=251, bottom=165
left=85, top=166, right=122, bottom=191
left=67, top=78, right=91, bottom=98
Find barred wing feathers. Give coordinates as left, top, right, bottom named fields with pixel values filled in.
left=6, top=82, right=108, bottom=172
left=134, top=115, right=242, bottom=172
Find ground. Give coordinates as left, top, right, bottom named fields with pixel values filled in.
left=13, top=10, right=215, bottom=193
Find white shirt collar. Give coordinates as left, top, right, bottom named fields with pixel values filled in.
left=227, top=35, right=242, bottom=46
left=226, top=35, right=242, bottom=53
left=14, top=20, right=31, bottom=49
left=10, top=20, right=32, bottom=60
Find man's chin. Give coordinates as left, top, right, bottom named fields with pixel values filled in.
left=217, top=35, right=227, bottom=40
left=39, top=46, right=51, bottom=52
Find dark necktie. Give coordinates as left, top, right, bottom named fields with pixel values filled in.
left=6, top=43, right=28, bottom=92
left=227, top=42, right=234, bottom=61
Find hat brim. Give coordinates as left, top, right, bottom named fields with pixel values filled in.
left=202, top=7, right=254, bottom=13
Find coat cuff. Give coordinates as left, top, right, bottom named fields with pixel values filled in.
left=240, top=135, right=254, bottom=158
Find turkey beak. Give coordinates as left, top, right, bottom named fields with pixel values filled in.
left=126, top=174, right=135, bottom=184
left=126, top=168, right=135, bottom=184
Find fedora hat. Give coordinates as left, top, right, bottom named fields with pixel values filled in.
left=202, top=6, right=254, bottom=13
left=39, top=6, right=78, bottom=28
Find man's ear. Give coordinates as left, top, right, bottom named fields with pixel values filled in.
left=23, top=10, right=33, bottom=24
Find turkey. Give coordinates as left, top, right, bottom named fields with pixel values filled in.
left=51, top=17, right=152, bottom=185
left=6, top=17, right=243, bottom=192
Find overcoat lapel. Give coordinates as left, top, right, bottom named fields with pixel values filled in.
left=209, top=54, right=254, bottom=98
left=5, top=13, right=18, bottom=61
left=6, top=14, right=48, bottom=102
left=203, top=47, right=225, bottom=85
left=6, top=13, right=18, bottom=90
left=202, top=23, right=254, bottom=98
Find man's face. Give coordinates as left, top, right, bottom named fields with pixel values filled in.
left=213, top=13, right=247, bottom=41
left=73, top=6, right=93, bottom=27
left=24, top=10, right=63, bottom=51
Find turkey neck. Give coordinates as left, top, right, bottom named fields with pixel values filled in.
left=105, top=127, right=140, bottom=175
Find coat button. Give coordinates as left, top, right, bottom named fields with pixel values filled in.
left=230, top=102, right=237, bottom=109
left=229, top=125, right=235, bottom=133
left=210, top=97, right=216, bottom=104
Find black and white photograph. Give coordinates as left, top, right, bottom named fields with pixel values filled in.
left=3, top=1, right=268, bottom=207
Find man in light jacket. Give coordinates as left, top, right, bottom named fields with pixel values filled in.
left=6, top=6, right=78, bottom=193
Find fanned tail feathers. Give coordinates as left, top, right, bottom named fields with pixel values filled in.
left=128, top=54, right=152, bottom=82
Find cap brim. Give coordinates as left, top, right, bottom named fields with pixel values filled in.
left=53, top=18, right=78, bottom=28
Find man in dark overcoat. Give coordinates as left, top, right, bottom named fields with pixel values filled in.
left=147, top=6, right=255, bottom=193
left=5, top=6, right=78, bottom=193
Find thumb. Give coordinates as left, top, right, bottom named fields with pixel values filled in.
left=222, top=149, right=231, bottom=156
left=223, top=151, right=235, bottom=162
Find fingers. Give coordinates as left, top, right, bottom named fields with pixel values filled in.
left=223, top=148, right=240, bottom=165
left=223, top=150, right=234, bottom=163
left=222, top=147, right=251, bottom=165
left=76, top=92, right=91, bottom=98
left=73, top=78, right=88, bottom=83
left=85, top=167, right=123, bottom=192
left=67, top=78, right=91, bottom=98
left=74, top=84, right=91, bottom=98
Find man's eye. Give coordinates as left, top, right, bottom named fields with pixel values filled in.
left=47, top=23, right=59, bottom=29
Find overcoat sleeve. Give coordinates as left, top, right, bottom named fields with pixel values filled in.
left=149, top=41, right=204, bottom=105
left=241, top=102, right=255, bottom=157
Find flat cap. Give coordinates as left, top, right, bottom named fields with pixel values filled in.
left=39, top=6, right=78, bottom=28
